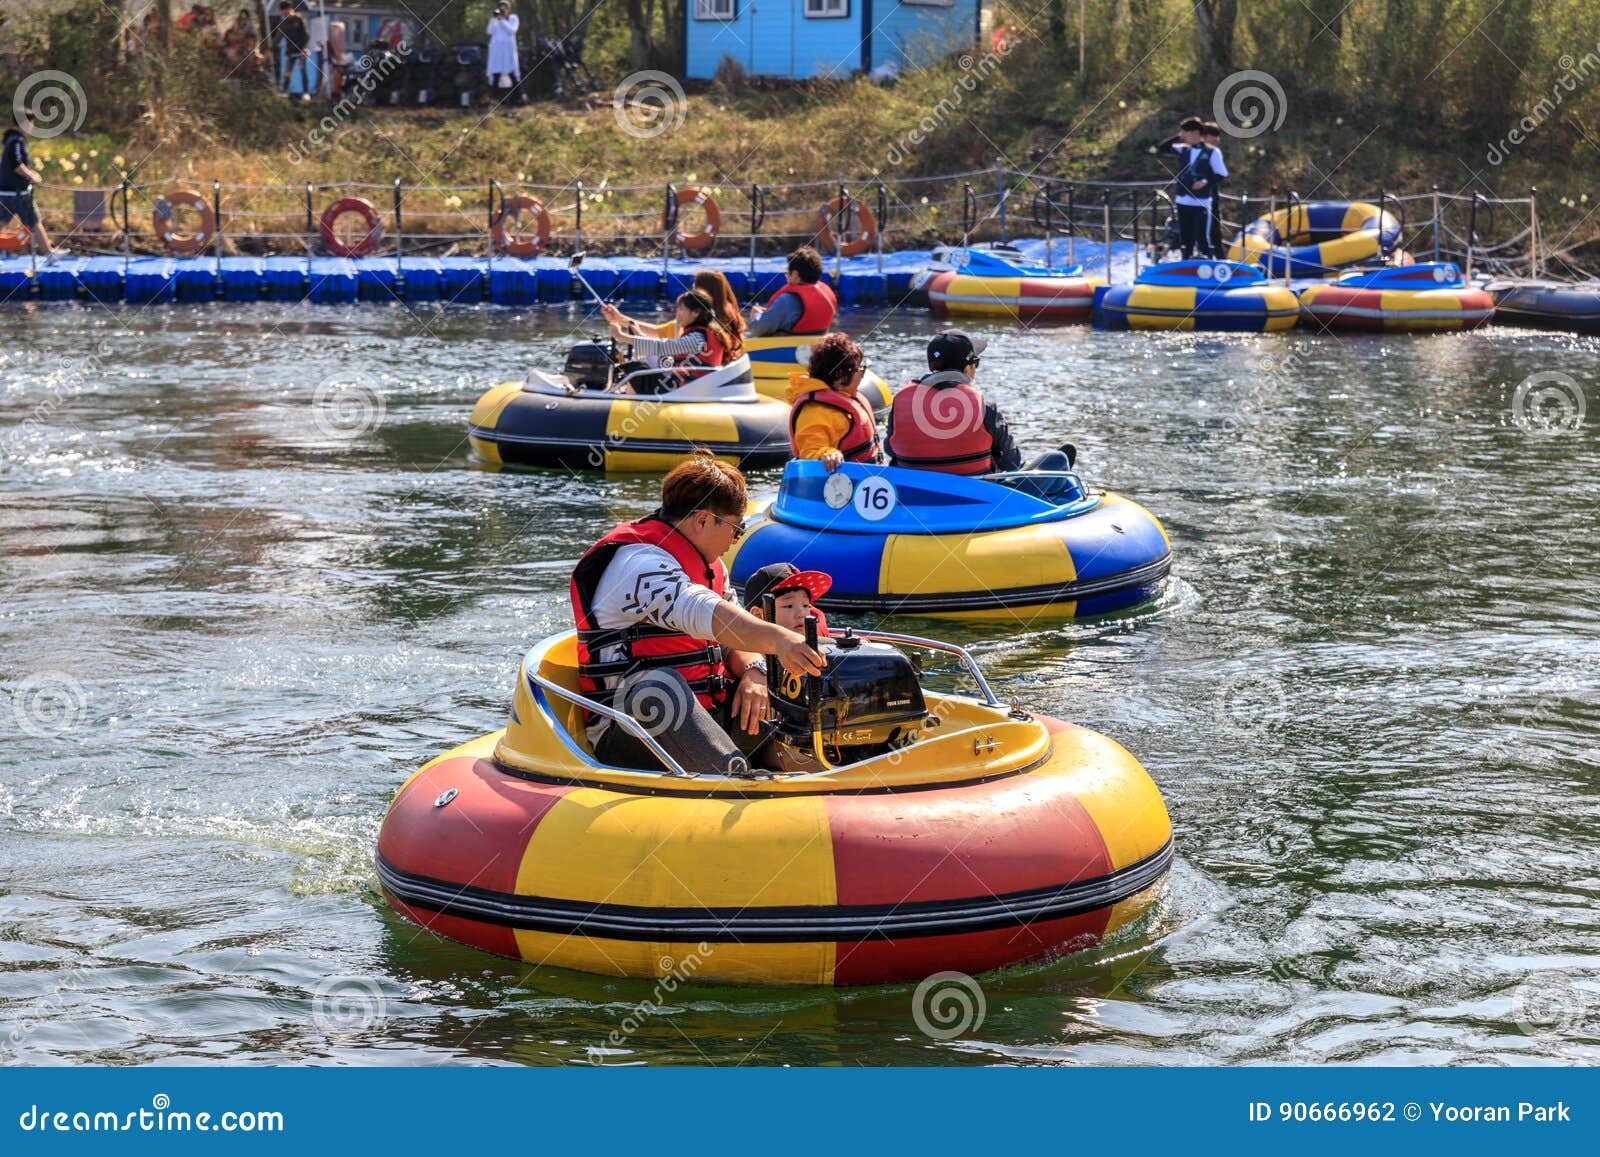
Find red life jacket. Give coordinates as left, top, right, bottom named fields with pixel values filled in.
left=570, top=515, right=729, bottom=719
left=766, top=281, right=837, bottom=334
left=886, top=375, right=994, bottom=476
left=663, top=323, right=726, bottom=386
left=788, top=382, right=882, bottom=463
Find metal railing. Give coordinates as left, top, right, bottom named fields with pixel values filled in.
left=522, top=628, right=1003, bottom=782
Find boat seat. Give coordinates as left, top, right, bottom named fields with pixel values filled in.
left=534, top=635, right=596, bottom=756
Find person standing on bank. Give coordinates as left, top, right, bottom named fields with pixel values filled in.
left=748, top=246, right=836, bottom=337
left=570, top=458, right=826, bottom=777
left=885, top=332, right=1022, bottom=475
left=1202, top=120, right=1230, bottom=258
left=1157, top=116, right=1218, bottom=259
left=486, top=3, right=522, bottom=101
left=786, top=333, right=883, bottom=472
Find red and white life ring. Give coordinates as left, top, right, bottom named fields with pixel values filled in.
left=491, top=194, right=551, bottom=257
left=816, top=195, right=877, bottom=258
left=154, top=189, right=216, bottom=256
left=666, top=187, right=720, bottom=251
left=320, top=196, right=384, bottom=257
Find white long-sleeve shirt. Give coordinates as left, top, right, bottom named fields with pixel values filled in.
left=583, top=542, right=731, bottom=744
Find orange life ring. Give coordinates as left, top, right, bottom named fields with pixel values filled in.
left=320, top=196, right=383, bottom=257
left=0, top=223, right=29, bottom=253
left=491, top=194, right=551, bottom=257
left=816, top=195, right=876, bottom=257
left=154, top=189, right=216, bottom=256
left=991, top=22, right=1018, bottom=55
left=665, top=187, right=720, bottom=251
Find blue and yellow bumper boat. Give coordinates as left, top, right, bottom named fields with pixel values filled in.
left=743, top=333, right=894, bottom=411
left=1229, top=200, right=1402, bottom=276
left=1096, top=260, right=1300, bottom=332
left=727, top=461, right=1172, bottom=618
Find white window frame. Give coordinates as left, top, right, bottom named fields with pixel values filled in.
left=693, top=0, right=736, bottom=20
left=803, top=0, right=850, bottom=19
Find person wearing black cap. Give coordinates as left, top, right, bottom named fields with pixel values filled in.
left=743, top=563, right=832, bottom=634
left=884, top=331, right=1021, bottom=476
left=1156, top=115, right=1218, bottom=259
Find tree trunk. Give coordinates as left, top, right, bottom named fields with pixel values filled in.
left=1192, top=0, right=1238, bottom=79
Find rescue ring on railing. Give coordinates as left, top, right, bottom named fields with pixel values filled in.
left=666, top=187, right=720, bottom=251
left=153, top=189, right=215, bottom=256
left=491, top=193, right=551, bottom=257
left=319, top=196, right=383, bottom=257
left=816, top=195, right=876, bottom=257
left=0, top=223, right=29, bottom=253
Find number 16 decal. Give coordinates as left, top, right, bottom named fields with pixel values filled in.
left=853, top=476, right=897, bottom=521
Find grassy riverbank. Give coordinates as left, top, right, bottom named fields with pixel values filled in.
left=22, top=51, right=1600, bottom=264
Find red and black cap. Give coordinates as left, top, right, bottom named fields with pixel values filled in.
left=743, top=563, right=832, bottom=610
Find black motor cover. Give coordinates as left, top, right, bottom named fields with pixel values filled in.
left=563, top=342, right=614, bottom=390
left=771, top=639, right=927, bottom=763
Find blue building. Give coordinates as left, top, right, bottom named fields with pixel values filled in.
left=682, top=0, right=983, bottom=81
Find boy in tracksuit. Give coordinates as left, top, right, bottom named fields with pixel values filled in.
left=1203, top=121, right=1229, bottom=258
left=1157, top=116, right=1217, bottom=259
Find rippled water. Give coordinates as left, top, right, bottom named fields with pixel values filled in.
left=2, top=299, right=1598, bottom=1066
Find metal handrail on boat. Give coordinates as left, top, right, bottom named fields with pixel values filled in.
left=521, top=629, right=1006, bottom=781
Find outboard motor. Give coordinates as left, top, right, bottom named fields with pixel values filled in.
left=562, top=340, right=619, bottom=390
left=763, top=614, right=927, bottom=774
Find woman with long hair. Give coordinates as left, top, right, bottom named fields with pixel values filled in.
left=602, top=289, right=733, bottom=394
left=692, top=270, right=745, bottom=357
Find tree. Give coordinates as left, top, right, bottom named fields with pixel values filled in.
left=1192, top=0, right=1237, bottom=79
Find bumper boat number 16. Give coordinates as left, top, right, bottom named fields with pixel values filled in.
left=824, top=472, right=899, bottom=521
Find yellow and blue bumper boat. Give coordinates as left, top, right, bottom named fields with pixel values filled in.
left=727, top=460, right=1172, bottom=618
left=744, top=333, right=894, bottom=411
left=1096, top=259, right=1300, bottom=332
left=1230, top=200, right=1402, bottom=276
left=468, top=352, right=789, bottom=472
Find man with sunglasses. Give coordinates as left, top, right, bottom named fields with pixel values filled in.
left=885, top=331, right=1022, bottom=476
left=571, top=457, right=826, bottom=776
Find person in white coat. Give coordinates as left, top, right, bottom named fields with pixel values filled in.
left=486, top=3, right=521, bottom=99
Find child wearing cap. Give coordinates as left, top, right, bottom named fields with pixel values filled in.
left=743, top=563, right=832, bottom=635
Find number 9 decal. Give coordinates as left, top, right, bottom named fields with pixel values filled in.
left=852, top=476, right=897, bottom=522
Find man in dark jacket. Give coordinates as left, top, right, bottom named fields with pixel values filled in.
left=275, top=2, right=311, bottom=97
left=1, top=109, right=65, bottom=262
left=885, top=332, right=1022, bottom=476
left=1157, top=116, right=1218, bottom=258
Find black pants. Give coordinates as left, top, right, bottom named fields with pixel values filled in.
left=0, top=187, right=37, bottom=230
left=1209, top=194, right=1225, bottom=257
left=593, top=668, right=766, bottom=777
left=1177, top=202, right=1212, bottom=259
